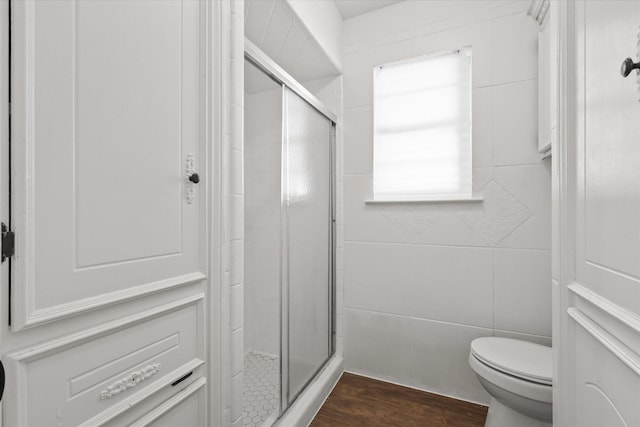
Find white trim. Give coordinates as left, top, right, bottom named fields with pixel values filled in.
left=274, top=356, right=343, bottom=427
left=541, top=149, right=552, bottom=159
left=244, top=38, right=338, bottom=124
left=280, top=85, right=291, bottom=414
left=128, top=377, right=207, bottom=427
left=15, top=272, right=206, bottom=331
left=568, top=307, right=640, bottom=378
left=7, top=293, right=204, bottom=362
left=554, top=1, right=578, bottom=426
left=366, top=195, right=483, bottom=204
left=206, top=0, right=225, bottom=425
left=569, top=283, right=640, bottom=336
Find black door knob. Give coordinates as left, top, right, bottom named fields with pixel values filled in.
left=621, top=57, right=640, bottom=77
left=188, top=173, right=200, bottom=184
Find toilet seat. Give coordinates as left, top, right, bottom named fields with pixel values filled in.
left=469, top=353, right=552, bottom=404
left=470, top=337, right=552, bottom=386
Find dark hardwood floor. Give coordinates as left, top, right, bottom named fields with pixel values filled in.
left=310, top=373, right=488, bottom=427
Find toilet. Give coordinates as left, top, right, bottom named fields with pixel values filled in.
left=469, top=337, right=553, bottom=427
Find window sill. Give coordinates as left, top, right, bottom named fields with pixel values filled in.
left=365, top=195, right=484, bottom=204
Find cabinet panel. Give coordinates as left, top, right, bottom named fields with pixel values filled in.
left=10, top=0, right=206, bottom=329
left=573, top=318, right=640, bottom=427
left=4, top=295, right=205, bottom=427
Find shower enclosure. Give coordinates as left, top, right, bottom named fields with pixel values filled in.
left=243, top=41, right=336, bottom=427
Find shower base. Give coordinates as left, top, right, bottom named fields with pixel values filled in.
left=243, top=351, right=280, bottom=427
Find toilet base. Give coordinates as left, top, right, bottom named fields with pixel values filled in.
left=485, top=397, right=552, bottom=427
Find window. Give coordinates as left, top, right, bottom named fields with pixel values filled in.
left=373, top=47, right=472, bottom=201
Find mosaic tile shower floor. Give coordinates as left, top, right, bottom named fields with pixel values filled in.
left=243, top=351, right=280, bottom=427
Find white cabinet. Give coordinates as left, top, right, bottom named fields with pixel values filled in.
left=2, top=1, right=215, bottom=425
left=530, top=0, right=558, bottom=156
left=555, top=1, right=640, bottom=425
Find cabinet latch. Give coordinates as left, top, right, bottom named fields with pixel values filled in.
left=2, top=223, right=14, bottom=263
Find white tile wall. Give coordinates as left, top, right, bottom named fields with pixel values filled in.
left=491, top=12, right=539, bottom=85
left=492, top=80, right=540, bottom=166
left=412, top=246, right=494, bottom=328
left=495, top=163, right=552, bottom=249
left=472, top=87, right=493, bottom=168
left=342, top=1, right=551, bottom=405
left=411, top=318, right=492, bottom=403
left=494, top=248, right=552, bottom=336
left=345, top=309, right=413, bottom=384
left=343, top=175, right=410, bottom=243
left=343, top=40, right=411, bottom=108
left=227, top=2, right=245, bottom=425
left=343, top=106, right=372, bottom=175
left=345, top=243, right=415, bottom=315
left=410, top=21, right=493, bottom=89
left=344, top=243, right=495, bottom=328
left=414, top=215, right=487, bottom=247
left=345, top=1, right=532, bottom=51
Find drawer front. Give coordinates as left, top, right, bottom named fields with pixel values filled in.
left=5, top=295, right=205, bottom=427
left=130, top=377, right=207, bottom=427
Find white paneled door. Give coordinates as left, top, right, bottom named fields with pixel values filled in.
left=557, top=1, right=640, bottom=426
left=0, top=1, right=213, bottom=426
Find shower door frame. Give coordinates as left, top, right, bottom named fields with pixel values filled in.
left=244, top=39, right=337, bottom=419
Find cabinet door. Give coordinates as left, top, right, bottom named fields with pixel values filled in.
left=10, top=0, right=206, bottom=329
left=558, top=1, right=640, bottom=426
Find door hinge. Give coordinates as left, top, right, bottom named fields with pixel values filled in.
left=2, top=223, right=15, bottom=263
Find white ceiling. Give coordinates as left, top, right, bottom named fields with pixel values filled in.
left=333, top=0, right=405, bottom=20
left=245, top=0, right=341, bottom=83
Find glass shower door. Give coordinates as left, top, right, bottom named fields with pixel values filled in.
left=243, top=58, right=284, bottom=426
left=282, top=88, right=334, bottom=406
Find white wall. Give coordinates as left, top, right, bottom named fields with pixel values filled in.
left=244, top=87, right=283, bottom=357
left=287, top=0, right=343, bottom=71
left=342, top=0, right=550, bottom=404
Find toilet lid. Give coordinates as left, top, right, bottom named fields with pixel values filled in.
left=470, top=337, right=552, bottom=386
